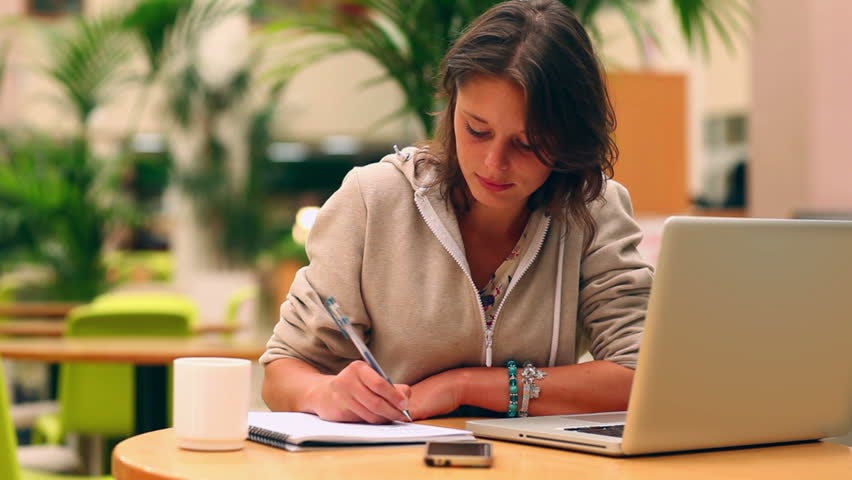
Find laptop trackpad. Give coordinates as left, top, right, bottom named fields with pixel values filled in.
left=559, top=412, right=626, bottom=426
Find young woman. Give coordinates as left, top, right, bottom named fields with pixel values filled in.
left=261, top=0, right=653, bottom=423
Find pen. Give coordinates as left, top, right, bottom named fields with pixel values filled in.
left=324, top=297, right=414, bottom=422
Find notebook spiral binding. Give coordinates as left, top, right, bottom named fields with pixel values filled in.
left=248, top=425, right=292, bottom=449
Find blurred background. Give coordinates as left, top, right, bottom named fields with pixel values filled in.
left=1, top=0, right=850, bottom=308
left=0, top=0, right=851, bottom=472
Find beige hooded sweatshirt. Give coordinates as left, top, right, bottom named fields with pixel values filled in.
left=260, top=147, right=654, bottom=385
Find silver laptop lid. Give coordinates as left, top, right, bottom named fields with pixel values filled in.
left=623, top=217, right=852, bottom=455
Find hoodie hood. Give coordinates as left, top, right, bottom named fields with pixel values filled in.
left=380, top=145, right=469, bottom=268
left=379, top=145, right=435, bottom=192
left=378, top=144, right=472, bottom=258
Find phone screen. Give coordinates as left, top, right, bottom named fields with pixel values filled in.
left=424, top=442, right=493, bottom=467
left=426, top=442, right=490, bottom=456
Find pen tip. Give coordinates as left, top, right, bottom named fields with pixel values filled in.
left=403, top=410, right=413, bottom=422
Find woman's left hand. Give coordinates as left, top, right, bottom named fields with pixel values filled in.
left=407, top=369, right=464, bottom=420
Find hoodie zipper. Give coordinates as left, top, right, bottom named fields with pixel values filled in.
left=414, top=189, right=551, bottom=366
left=487, top=215, right=550, bottom=359
left=413, top=191, right=487, bottom=352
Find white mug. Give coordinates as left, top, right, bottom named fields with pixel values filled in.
left=173, top=357, right=251, bottom=451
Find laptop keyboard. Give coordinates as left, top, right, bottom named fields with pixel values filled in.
left=564, top=425, right=625, bottom=438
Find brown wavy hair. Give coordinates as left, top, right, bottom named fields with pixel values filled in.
left=419, top=0, right=618, bottom=249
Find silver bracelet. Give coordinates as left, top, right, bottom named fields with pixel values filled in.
left=519, top=361, right=547, bottom=417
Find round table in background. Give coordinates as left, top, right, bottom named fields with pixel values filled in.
left=0, top=336, right=266, bottom=433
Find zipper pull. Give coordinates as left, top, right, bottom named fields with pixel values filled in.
left=393, top=144, right=409, bottom=160
left=485, top=328, right=494, bottom=367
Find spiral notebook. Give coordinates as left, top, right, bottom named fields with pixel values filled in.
left=247, top=411, right=476, bottom=451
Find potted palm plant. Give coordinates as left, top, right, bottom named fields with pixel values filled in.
left=0, top=1, right=247, bottom=300
left=119, top=0, right=294, bottom=324
left=0, top=14, right=137, bottom=301
left=267, top=0, right=749, bottom=138
left=137, top=0, right=287, bottom=271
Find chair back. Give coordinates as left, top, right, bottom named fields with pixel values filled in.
left=59, top=303, right=193, bottom=437
left=0, top=357, right=22, bottom=480
left=66, top=306, right=194, bottom=337
left=90, top=292, right=199, bottom=328
left=223, top=285, right=257, bottom=338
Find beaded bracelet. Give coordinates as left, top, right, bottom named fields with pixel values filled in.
left=519, top=361, right=547, bottom=417
left=506, top=360, right=519, bottom=417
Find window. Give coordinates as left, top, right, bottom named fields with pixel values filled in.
left=28, top=0, right=82, bottom=17
left=704, top=113, right=748, bottom=150
left=700, top=113, right=749, bottom=208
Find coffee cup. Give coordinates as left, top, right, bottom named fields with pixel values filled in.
left=173, top=357, right=251, bottom=451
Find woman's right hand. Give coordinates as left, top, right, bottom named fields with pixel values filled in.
left=306, top=360, right=411, bottom=424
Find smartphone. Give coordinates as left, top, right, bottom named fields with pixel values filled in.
left=423, top=441, right=493, bottom=467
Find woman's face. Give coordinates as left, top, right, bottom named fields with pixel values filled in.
left=454, top=75, right=552, bottom=216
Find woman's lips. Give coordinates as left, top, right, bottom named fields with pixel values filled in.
left=476, top=174, right=513, bottom=192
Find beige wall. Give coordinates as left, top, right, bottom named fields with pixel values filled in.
left=0, top=0, right=94, bottom=133
left=0, top=3, right=24, bottom=15
left=84, top=0, right=119, bottom=15
left=750, top=0, right=852, bottom=217
left=269, top=46, right=421, bottom=144
left=625, top=1, right=751, bottom=117
left=595, top=0, right=750, bottom=196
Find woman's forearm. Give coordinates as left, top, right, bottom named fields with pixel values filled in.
left=261, top=357, right=329, bottom=413
left=456, top=360, right=634, bottom=415
left=266, top=357, right=634, bottom=418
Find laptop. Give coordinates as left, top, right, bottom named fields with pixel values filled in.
left=467, top=216, right=852, bottom=456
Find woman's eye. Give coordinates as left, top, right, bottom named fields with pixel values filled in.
left=465, top=122, right=488, bottom=138
left=515, top=139, right=533, bottom=151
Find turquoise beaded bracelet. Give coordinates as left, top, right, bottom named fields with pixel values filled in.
left=506, top=360, right=519, bottom=417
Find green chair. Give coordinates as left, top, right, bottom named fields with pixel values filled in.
left=0, top=278, right=16, bottom=322
left=90, top=292, right=199, bottom=328
left=1, top=356, right=112, bottom=480
left=223, top=285, right=257, bottom=338
left=33, top=297, right=195, bottom=450
left=59, top=303, right=194, bottom=437
left=103, top=251, right=173, bottom=285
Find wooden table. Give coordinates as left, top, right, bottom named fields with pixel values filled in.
left=112, top=418, right=852, bottom=480
left=0, top=337, right=265, bottom=364
left=0, top=319, right=241, bottom=337
left=0, top=337, right=267, bottom=433
left=0, top=302, right=81, bottom=318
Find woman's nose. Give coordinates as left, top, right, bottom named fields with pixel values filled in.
left=484, top=144, right=510, bottom=170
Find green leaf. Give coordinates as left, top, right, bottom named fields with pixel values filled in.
left=41, top=13, right=136, bottom=129
left=122, top=0, right=193, bottom=75
left=671, top=0, right=750, bottom=57
left=0, top=133, right=123, bottom=300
